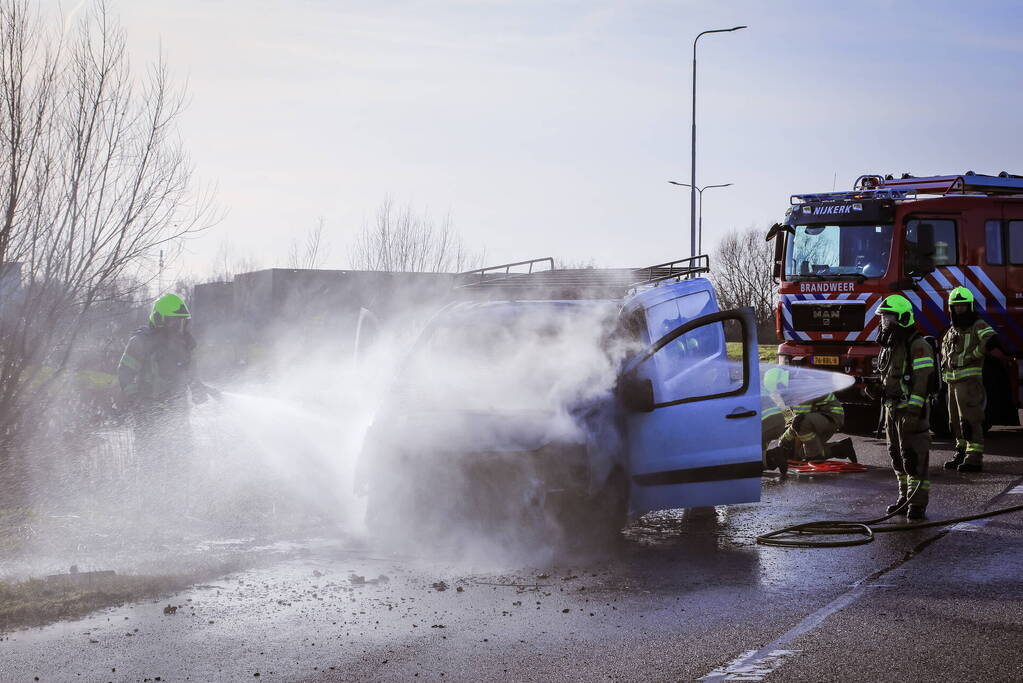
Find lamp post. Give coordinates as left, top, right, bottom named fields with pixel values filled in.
left=691, top=25, right=746, bottom=257
left=669, top=181, right=732, bottom=255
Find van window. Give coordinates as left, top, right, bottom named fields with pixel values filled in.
left=986, top=221, right=1004, bottom=265
left=905, top=218, right=957, bottom=268
left=644, top=290, right=714, bottom=342
left=1009, top=221, right=1023, bottom=265
left=650, top=317, right=743, bottom=404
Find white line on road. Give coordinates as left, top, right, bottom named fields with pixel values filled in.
left=703, top=473, right=1023, bottom=681
left=699, top=649, right=801, bottom=681
left=699, top=581, right=877, bottom=681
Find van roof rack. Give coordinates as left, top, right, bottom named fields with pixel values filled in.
left=457, top=255, right=710, bottom=299
left=791, top=171, right=1023, bottom=205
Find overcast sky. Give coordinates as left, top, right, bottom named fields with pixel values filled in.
left=91, top=0, right=1023, bottom=278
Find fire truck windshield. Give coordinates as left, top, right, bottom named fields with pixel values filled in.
left=784, top=223, right=893, bottom=280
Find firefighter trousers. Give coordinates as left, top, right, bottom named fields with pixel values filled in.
left=886, top=405, right=931, bottom=508
left=780, top=413, right=838, bottom=461
left=948, top=376, right=986, bottom=465
left=762, top=413, right=787, bottom=451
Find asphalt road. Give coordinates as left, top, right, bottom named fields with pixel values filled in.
left=4, top=422, right=1023, bottom=682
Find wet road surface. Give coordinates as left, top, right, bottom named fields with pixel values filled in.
left=3, top=426, right=1023, bottom=682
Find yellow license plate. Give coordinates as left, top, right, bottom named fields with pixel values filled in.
left=814, top=355, right=840, bottom=366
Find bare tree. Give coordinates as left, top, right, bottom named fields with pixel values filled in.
left=712, top=226, right=776, bottom=333
left=350, top=198, right=479, bottom=272
left=0, top=1, right=214, bottom=457
left=208, top=238, right=261, bottom=283
left=287, top=217, right=329, bottom=269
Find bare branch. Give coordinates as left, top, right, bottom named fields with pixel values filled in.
left=350, top=198, right=480, bottom=273
left=711, top=225, right=776, bottom=332
left=0, top=0, right=215, bottom=455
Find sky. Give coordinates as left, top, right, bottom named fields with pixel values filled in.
left=72, top=0, right=1023, bottom=279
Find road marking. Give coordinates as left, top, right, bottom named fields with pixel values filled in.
left=699, top=649, right=801, bottom=681
left=952, top=514, right=1000, bottom=533
left=699, top=581, right=876, bottom=681
left=704, top=473, right=1023, bottom=681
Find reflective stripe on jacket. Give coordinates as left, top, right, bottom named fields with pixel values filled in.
left=941, top=319, right=995, bottom=383
left=880, top=333, right=935, bottom=410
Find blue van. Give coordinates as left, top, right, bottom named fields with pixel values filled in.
left=357, top=260, right=763, bottom=541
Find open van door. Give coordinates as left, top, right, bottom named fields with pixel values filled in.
left=618, top=280, right=762, bottom=517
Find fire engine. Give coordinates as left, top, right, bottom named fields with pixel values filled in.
left=767, top=171, right=1023, bottom=430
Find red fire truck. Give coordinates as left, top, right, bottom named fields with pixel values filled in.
left=767, top=171, right=1023, bottom=430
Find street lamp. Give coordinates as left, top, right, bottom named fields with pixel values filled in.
left=669, top=181, right=732, bottom=255
left=691, top=25, right=747, bottom=257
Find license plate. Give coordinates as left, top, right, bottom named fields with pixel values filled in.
left=814, top=355, right=840, bottom=366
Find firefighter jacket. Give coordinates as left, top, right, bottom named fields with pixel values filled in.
left=791, top=392, right=845, bottom=428
left=879, top=333, right=935, bottom=413
left=117, top=327, right=201, bottom=403
left=941, top=319, right=996, bottom=383
left=762, top=392, right=844, bottom=428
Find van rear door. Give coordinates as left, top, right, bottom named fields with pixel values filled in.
left=619, top=280, right=762, bottom=517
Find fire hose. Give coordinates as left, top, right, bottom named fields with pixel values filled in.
left=757, top=480, right=1023, bottom=548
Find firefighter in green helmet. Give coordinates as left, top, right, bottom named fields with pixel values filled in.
left=875, top=294, right=935, bottom=520
left=761, top=367, right=855, bottom=470
left=940, top=286, right=1011, bottom=472
left=117, top=293, right=217, bottom=476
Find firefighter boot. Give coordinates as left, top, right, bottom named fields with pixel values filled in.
left=826, top=437, right=857, bottom=463
left=764, top=446, right=790, bottom=475
left=886, top=475, right=909, bottom=515
left=906, top=475, right=929, bottom=520
left=956, top=419, right=983, bottom=472
left=944, top=448, right=966, bottom=470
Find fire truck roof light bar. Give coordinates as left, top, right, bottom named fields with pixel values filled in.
left=790, top=171, right=1023, bottom=205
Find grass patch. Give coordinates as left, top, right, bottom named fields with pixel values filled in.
left=0, top=574, right=198, bottom=632
left=727, top=343, right=778, bottom=364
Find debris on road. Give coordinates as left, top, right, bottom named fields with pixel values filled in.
left=431, top=581, right=449, bottom=592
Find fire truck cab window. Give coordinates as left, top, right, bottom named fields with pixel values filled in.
left=904, top=218, right=957, bottom=272
left=1008, top=221, right=1023, bottom=265
left=986, top=221, right=1004, bottom=265
left=784, top=223, right=893, bottom=279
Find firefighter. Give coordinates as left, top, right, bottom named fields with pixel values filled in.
left=118, top=293, right=216, bottom=480
left=876, top=294, right=935, bottom=520
left=761, top=369, right=789, bottom=473
left=761, top=368, right=855, bottom=468
left=940, top=286, right=1011, bottom=472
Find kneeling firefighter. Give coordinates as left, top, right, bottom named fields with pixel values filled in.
left=941, top=286, right=1011, bottom=472
left=761, top=368, right=855, bottom=469
left=876, top=295, right=936, bottom=520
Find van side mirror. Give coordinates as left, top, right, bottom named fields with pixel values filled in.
left=618, top=375, right=654, bottom=413
left=767, top=223, right=785, bottom=281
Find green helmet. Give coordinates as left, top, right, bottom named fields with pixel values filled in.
left=764, top=367, right=789, bottom=394
left=948, top=286, right=974, bottom=310
left=150, top=293, right=191, bottom=327
left=876, top=294, right=915, bottom=327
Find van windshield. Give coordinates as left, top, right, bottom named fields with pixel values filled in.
left=785, top=223, right=893, bottom=279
